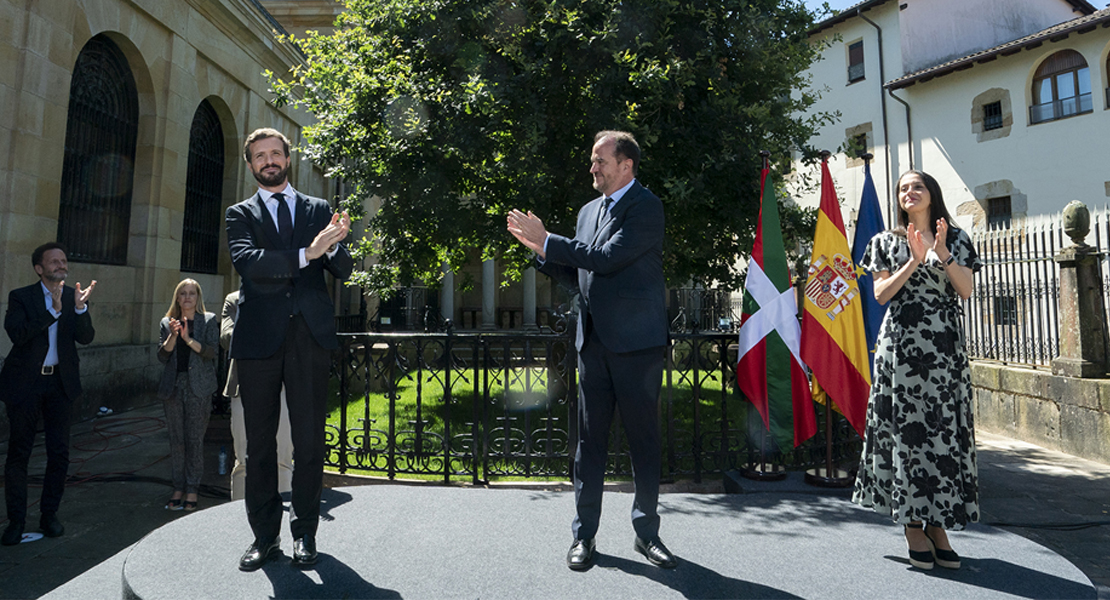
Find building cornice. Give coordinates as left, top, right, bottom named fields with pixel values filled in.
left=885, top=8, right=1110, bottom=90
left=807, top=0, right=1097, bottom=37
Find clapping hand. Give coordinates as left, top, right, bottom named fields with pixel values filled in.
left=74, top=280, right=97, bottom=311
left=308, top=211, right=351, bottom=260
left=507, top=209, right=548, bottom=260
left=907, top=223, right=928, bottom=265
left=933, top=218, right=951, bottom=261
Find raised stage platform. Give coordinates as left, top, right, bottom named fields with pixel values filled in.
left=42, top=474, right=1096, bottom=600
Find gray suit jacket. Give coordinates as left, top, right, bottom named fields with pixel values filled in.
left=157, top=312, right=219, bottom=400
left=539, top=180, right=667, bottom=353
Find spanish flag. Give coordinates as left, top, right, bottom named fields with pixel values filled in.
left=800, top=156, right=871, bottom=438
left=736, top=165, right=815, bottom=450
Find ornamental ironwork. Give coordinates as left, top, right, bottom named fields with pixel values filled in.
left=182, top=100, right=225, bottom=274
left=58, top=34, right=138, bottom=265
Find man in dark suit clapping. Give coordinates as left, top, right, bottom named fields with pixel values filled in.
left=1, top=243, right=96, bottom=546
left=226, top=128, right=353, bottom=571
left=507, top=131, right=674, bottom=570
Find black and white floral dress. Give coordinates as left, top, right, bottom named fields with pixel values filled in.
left=852, top=228, right=982, bottom=530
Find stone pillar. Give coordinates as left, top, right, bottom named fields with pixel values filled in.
left=482, top=259, right=497, bottom=330
left=1052, top=201, right=1108, bottom=378
left=441, top=265, right=455, bottom=324
left=522, top=267, right=538, bottom=331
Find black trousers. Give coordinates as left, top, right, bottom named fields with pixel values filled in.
left=238, top=315, right=330, bottom=543
left=4, top=373, right=71, bottom=525
left=571, top=326, right=665, bottom=542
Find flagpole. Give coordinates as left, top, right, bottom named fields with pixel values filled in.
left=804, top=150, right=858, bottom=489
left=741, top=150, right=787, bottom=483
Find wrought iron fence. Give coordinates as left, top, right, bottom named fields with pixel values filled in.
left=964, top=207, right=1110, bottom=367
left=327, top=321, right=861, bottom=484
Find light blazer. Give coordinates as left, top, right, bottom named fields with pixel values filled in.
left=225, top=191, right=354, bottom=360
left=220, top=290, right=240, bottom=398
left=0, top=283, right=95, bottom=403
left=539, top=180, right=667, bottom=353
left=157, top=312, right=219, bottom=400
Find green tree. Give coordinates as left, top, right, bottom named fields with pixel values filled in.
left=271, top=0, right=830, bottom=296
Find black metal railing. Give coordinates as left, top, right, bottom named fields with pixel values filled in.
left=964, top=207, right=1110, bottom=368
left=1029, top=92, right=1093, bottom=124
left=327, top=323, right=862, bottom=484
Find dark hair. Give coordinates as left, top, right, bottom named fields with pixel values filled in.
left=595, top=130, right=641, bottom=175
left=32, top=242, right=67, bottom=267
left=894, top=170, right=956, bottom=237
left=243, top=127, right=290, bottom=162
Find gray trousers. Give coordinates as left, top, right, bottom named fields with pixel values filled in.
left=163, top=373, right=212, bottom=494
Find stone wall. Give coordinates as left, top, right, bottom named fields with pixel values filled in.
left=972, top=361, right=1110, bottom=464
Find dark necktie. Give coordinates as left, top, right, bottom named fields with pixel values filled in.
left=274, top=192, right=293, bottom=248
left=597, top=198, right=610, bottom=228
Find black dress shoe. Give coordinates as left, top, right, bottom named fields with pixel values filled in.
left=39, top=513, right=64, bottom=538
left=566, top=538, right=596, bottom=571
left=291, top=536, right=318, bottom=568
left=239, top=539, right=281, bottom=572
left=635, top=537, right=677, bottom=568
left=1, top=522, right=24, bottom=546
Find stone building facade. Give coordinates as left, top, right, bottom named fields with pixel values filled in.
left=0, top=0, right=359, bottom=424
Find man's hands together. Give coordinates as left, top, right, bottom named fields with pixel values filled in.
left=307, top=211, right=351, bottom=261
left=507, top=209, right=548, bottom=260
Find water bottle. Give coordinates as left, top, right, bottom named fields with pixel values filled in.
left=218, top=445, right=228, bottom=475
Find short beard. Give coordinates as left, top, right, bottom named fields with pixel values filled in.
left=252, top=164, right=289, bottom=188
left=43, top=270, right=66, bottom=283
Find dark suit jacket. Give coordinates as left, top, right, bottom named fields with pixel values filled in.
left=540, top=181, right=667, bottom=353
left=225, top=190, right=354, bottom=359
left=0, top=283, right=96, bottom=402
left=156, top=312, right=219, bottom=400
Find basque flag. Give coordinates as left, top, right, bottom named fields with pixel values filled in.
left=736, top=165, right=815, bottom=449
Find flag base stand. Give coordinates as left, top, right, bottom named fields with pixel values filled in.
left=739, top=463, right=787, bottom=481
left=804, top=466, right=854, bottom=488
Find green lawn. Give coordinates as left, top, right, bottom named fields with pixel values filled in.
left=324, top=360, right=752, bottom=482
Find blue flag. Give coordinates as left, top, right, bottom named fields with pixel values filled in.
left=851, top=161, right=887, bottom=376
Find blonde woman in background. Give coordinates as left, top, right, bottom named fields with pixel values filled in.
left=157, top=279, right=218, bottom=511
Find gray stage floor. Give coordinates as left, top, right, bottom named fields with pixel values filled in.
left=55, top=481, right=1094, bottom=600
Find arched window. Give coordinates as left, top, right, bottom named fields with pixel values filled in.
left=1030, top=49, right=1091, bottom=123
left=57, top=35, right=138, bottom=264
left=181, top=100, right=225, bottom=274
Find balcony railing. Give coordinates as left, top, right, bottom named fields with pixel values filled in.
left=1029, top=92, right=1092, bottom=124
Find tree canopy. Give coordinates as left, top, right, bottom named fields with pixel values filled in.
left=271, top=0, right=829, bottom=295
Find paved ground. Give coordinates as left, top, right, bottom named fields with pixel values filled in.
left=0, top=403, right=1107, bottom=599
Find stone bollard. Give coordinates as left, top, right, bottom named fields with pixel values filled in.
left=1051, top=201, right=1109, bottom=378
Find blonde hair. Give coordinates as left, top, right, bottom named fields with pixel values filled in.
left=165, top=279, right=206, bottom=319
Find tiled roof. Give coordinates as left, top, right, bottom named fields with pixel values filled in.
left=807, top=0, right=895, bottom=35
left=886, top=8, right=1110, bottom=90
left=808, top=0, right=1098, bottom=36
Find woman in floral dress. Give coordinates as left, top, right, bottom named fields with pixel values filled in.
left=852, top=170, right=981, bottom=571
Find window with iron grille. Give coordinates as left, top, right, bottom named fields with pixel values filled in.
left=983, top=101, right=1003, bottom=131
left=182, top=101, right=225, bottom=274
left=993, top=295, right=1018, bottom=326
left=847, top=41, right=865, bottom=83
left=988, top=196, right=1012, bottom=229
left=57, top=35, right=138, bottom=265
